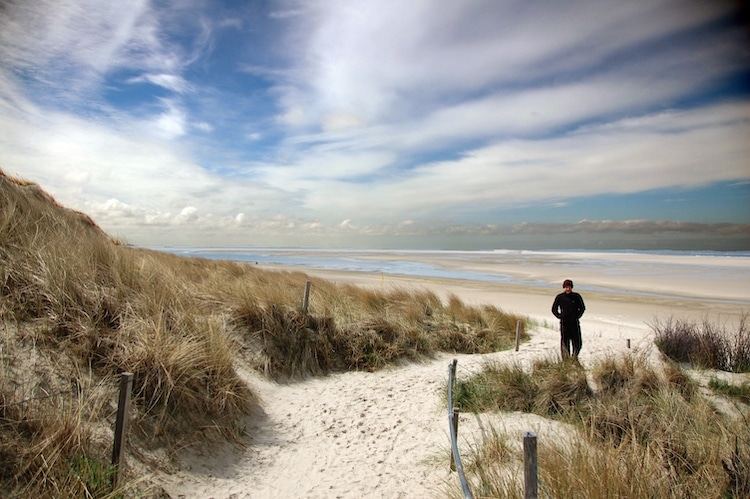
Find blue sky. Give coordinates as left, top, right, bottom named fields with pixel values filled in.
left=1, top=0, right=749, bottom=250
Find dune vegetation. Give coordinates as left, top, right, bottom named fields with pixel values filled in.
left=4, top=168, right=749, bottom=498
left=451, top=347, right=750, bottom=498
left=652, top=315, right=750, bottom=373
left=0, top=169, right=525, bottom=497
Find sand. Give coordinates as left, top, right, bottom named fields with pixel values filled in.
left=156, top=252, right=749, bottom=499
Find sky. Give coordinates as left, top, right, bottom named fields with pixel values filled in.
left=1, top=0, right=749, bottom=251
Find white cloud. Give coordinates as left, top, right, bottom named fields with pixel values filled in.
left=339, top=219, right=356, bottom=230
left=64, top=170, right=91, bottom=184
left=128, top=73, right=191, bottom=93
left=322, top=111, right=364, bottom=132
left=178, top=206, right=198, bottom=221
left=195, top=122, right=214, bottom=133
left=153, top=101, right=188, bottom=139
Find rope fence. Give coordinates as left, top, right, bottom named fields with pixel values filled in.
left=447, top=358, right=474, bottom=499
left=448, top=357, right=541, bottom=499
left=1, top=388, right=75, bottom=408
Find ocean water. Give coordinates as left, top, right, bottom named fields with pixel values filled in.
left=157, top=247, right=750, bottom=303
left=168, top=248, right=521, bottom=283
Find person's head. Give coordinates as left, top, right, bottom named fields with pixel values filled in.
left=562, top=279, right=573, bottom=293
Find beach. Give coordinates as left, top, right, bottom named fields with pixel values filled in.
left=157, top=250, right=749, bottom=498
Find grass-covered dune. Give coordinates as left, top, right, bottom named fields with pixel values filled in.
left=446, top=313, right=750, bottom=498
left=0, top=169, right=525, bottom=497
left=451, top=353, right=750, bottom=498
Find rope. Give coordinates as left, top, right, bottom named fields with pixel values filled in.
left=448, top=359, right=474, bottom=499
left=1, top=389, right=74, bottom=409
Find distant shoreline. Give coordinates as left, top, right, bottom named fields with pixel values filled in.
left=156, top=246, right=750, bottom=257
left=155, top=246, right=750, bottom=306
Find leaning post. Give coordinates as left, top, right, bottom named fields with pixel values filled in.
left=449, top=359, right=458, bottom=471
left=451, top=407, right=460, bottom=471
left=112, top=372, right=133, bottom=491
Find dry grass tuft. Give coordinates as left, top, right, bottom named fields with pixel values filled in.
left=652, top=315, right=750, bottom=372
left=452, top=356, right=592, bottom=418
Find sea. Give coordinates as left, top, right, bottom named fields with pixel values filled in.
left=156, top=247, right=750, bottom=303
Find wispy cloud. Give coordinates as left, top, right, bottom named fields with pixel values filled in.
left=274, top=0, right=740, bottom=131
left=0, top=0, right=747, bottom=249
left=0, top=0, right=168, bottom=99
left=127, top=73, right=191, bottom=93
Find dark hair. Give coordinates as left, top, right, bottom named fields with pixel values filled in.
left=563, top=279, right=574, bottom=288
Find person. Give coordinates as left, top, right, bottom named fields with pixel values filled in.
left=551, top=279, right=586, bottom=359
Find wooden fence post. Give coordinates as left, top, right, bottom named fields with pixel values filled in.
left=515, top=320, right=522, bottom=351
left=302, top=281, right=312, bottom=314
left=449, top=358, right=458, bottom=472
left=450, top=408, right=460, bottom=471
left=112, top=372, right=133, bottom=490
left=523, top=431, right=538, bottom=499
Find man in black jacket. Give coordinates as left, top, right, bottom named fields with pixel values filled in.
left=551, top=279, right=586, bottom=359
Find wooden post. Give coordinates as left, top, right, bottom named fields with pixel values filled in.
left=515, top=320, right=522, bottom=351
left=302, top=281, right=312, bottom=314
left=450, top=408, right=460, bottom=471
left=112, top=372, right=133, bottom=490
left=523, top=431, right=538, bottom=499
left=627, top=338, right=631, bottom=349
left=449, top=359, right=458, bottom=472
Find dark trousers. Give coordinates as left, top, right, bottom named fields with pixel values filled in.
left=560, top=320, right=582, bottom=358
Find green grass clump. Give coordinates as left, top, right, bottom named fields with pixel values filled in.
left=68, top=454, right=117, bottom=498
left=709, top=378, right=750, bottom=405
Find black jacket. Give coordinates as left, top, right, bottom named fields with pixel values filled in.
left=552, top=291, right=585, bottom=322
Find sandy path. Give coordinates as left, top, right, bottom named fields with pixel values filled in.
left=158, top=314, right=654, bottom=499
left=161, top=354, right=462, bottom=498
left=159, top=364, right=444, bottom=497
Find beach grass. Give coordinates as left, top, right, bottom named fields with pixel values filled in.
left=451, top=353, right=750, bottom=498
left=652, top=315, right=750, bottom=372
left=0, top=169, right=526, bottom=496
